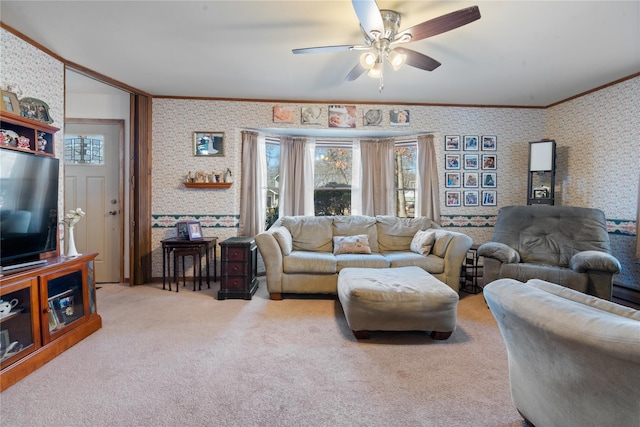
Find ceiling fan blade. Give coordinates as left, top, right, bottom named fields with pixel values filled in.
left=292, top=45, right=356, bottom=54
left=395, top=5, right=481, bottom=43
left=394, top=47, right=441, bottom=71
left=344, top=62, right=366, bottom=81
left=352, top=0, right=384, bottom=37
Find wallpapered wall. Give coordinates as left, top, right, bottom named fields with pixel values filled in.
left=2, top=28, right=637, bottom=290
left=1, top=29, right=65, bottom=237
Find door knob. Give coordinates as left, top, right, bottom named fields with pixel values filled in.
left=108, top=210, right=118, bottom=215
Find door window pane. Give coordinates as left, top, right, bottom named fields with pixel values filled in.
left=64, top=135, right=104, bottom=165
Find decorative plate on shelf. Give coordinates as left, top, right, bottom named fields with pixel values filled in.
left=0, top=129, right=19, bottom=146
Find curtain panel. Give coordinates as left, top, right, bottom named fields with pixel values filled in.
left=280, top=137, right=314, bottom=217
left=239, top=131, right=266, bottom=237
left=416, top=134, right=441, bottom=223
left=360, top=139, right=395, bottom=216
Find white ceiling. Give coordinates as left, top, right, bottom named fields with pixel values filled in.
left=2, top=1, right=639, bottom=107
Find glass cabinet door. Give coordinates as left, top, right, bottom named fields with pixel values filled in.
left=0, top=277, right=39, bottom=369
left=42, top=266, right=86, bottom=343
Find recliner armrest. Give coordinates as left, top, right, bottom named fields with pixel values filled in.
left=477, top=242, right=520, bottom=264
left=569, top=251, right=622, bottom=274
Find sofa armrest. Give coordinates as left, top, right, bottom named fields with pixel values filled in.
left=477, top=242, right=520, bottom=264
left=255, top=231, right=284, bottom=295
left=441, top=231, right=473, bottom=290
left=569, top=251, right=622, bottom=274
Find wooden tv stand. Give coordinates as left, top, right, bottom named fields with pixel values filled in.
left=0, top=253, right=101, bottom=391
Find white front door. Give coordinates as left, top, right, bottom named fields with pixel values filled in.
left=64, top=121, right=123, bottom=283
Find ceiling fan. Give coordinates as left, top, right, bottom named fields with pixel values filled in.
left=292, top=0, right=481, bottom=92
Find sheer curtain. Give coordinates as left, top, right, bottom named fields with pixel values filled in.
left=280, top=136, right=314, bottom=216
left=239, top=131, right=266, bottom=236
left=415, top=134, right=441, bottom=223
left=360, top=138, right=395, bottom=216
left=636, top=171, right=640, bottom=261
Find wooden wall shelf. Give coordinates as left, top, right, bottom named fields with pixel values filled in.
left=184, top=182, right=232, bottom=189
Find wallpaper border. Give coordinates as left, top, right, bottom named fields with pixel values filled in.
left=152, top=215, right=239, bottom=228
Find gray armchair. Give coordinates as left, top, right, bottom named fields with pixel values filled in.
left=478, top=205, right=621, bottom=300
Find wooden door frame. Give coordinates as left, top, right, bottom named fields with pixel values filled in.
left=64, top=118, right=126, bottom=284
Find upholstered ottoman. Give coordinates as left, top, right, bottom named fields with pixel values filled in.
left=338, top=266, right=459, bottom=340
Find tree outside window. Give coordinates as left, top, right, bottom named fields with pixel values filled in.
left=395, top=144, right=417, bottom=217
left=314, top=145, right=352, bottom=216
left=265, top=141, right=280, bottom=229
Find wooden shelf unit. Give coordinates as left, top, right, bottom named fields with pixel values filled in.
left=0, top=111, right=58, bottom=156
left=184, top=182, right=232, bottom=189
left=0, top=254, right=101, bottom=391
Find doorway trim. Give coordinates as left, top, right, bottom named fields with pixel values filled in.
left=65, top=118, right=126, bottom=284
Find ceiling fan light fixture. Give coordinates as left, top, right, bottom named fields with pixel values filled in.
left=387, top=49, right=407, bottom=71
left=367, top=62, right=383, bottom=79
left=359, top=51, right=378, bottom=69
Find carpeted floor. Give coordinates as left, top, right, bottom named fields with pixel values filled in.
left=0, top=278, right=527, bottom=427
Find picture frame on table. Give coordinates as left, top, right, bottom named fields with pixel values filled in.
left=482, top=172, right=497, bottom=188
left=445, top=172, right=461, bottom=188
left=445, top=135, right=460, bottom=151
left=445, top=191, right=461, bottom=207
left=464, top=154, right=479, bottom=169
left=482, top=190, right=497, bottom=206
left=482, top=135, right=497, bottom=151
left=1, top=91, right=20, bottom=114
left=445, top=154, right=461, bottom=170
left=464, top=190, right=479, bottom=207
left=176, top=222, right=190, bottom=240
left=482, top=154, right=497, bottom=169
left=194, top=132, right=224, bottom=157
left=463, top=135, right=479, bottom=151
left=187, top=221, right=203, bottom=241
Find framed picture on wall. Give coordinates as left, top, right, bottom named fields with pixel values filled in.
left=445, top=172, right=461, bottom=188
left=464, top=172, right=479, bottom=188
left=273, top=106, right=296, bottom=123
left=482, top=154, right=497, bottom=169
left=464, top=154, right=479, bottom=169
left=445, top=135, right=460, bottom=151
left=187, top=221, right=203, bottom=241
left=482, top=135, right=497, bottom=151
left=482, top=190, right=497, bottom=206
left=445, top=191, right=461, bottom=207
left=390, top=109, right=410, bottom=126
left=482, top=172, right=497, bottom=187
left=463, top=135, right=479, bottom=151
left=445, top=154, right=461, bottom=170
left=464, top=190, right=479, bottom=206
left=194, top=132, right=224, bottom=157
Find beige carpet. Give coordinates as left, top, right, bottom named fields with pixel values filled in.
left=0, top=278, right=527, bottom=427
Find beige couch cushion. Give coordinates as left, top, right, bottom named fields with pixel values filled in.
left=283, top=251, right=337, bottom=274
left=271, top=226, right=293, bottom=255
left=332, top=215, right=379, bottom=253
left=376, top=215, right=438, bottom=252
left=432, top=230, right=454, bottom=257
left=283, top=216, right=333, bottom=252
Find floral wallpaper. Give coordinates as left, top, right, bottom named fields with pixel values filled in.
left=1, top=28, right=65, bottom=239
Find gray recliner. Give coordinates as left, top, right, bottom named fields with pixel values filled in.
left=477, top=205, right=621, bottom=300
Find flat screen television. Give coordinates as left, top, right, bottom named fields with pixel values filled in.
left=0, top=149, right=60, bottom=267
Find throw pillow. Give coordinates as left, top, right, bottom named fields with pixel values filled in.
left=432, top=230, right=454, bottom=257
left=410, top=229, right=436, bottom=255
left=272, top=227, right=293, bottom=256
left=333, top=235, right=372, bottom=255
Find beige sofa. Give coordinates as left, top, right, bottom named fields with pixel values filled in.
left=484, top=278, right=640, bottom=427
left=255, top=215, right=472, bottom=300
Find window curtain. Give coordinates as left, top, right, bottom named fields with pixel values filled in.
left=415, top=134, right=441, bottom=223
left=636, top=171, right=640, bottom=261
left=360, top=138, right=395, bottom=216
left=280, top=136, right=314, bottom=216
left=239, top=131, right=266, bottom=236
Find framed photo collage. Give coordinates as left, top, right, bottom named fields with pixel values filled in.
left=445, top=135, right=497, bottom=207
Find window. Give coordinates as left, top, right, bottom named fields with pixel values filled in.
left=314, top=143, right=352, bottom=216
left=395, top=142, right=417, bottom=217
left=64, top=135, right=104, bottom=165
left=265, top=140, right=280, bottom=229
